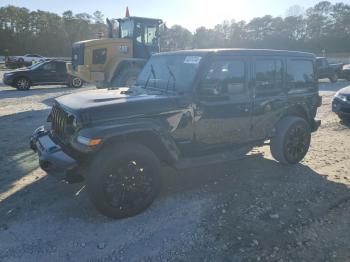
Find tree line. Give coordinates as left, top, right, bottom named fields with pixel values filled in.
left=0, top=6, right=106, bottom=56
left=1, top=1, right=350, bottom=57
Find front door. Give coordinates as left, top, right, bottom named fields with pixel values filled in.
left=32, top=62, right=57, bottom=84
left=194, top=56, right=252, bottom=147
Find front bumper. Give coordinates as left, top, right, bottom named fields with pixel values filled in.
left=30, top=126, right=77, bottom=172
left=2, top=75, right=14, bottom=86
left=332, top=97, right=350, bottom=118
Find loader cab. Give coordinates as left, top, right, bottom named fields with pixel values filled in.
left=118, top=17, right=162, bottom=59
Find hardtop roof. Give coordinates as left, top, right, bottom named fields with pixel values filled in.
left=156, top=48, right=315, bottom=58
left=117, top=16, right=163, bottom=24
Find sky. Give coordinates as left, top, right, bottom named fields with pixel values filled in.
left=1, top=0, right=350, bottom=31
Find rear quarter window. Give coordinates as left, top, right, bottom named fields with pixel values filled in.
left=287, top=59, right=317, bottom=91
left=56, top=62, right=67, bottom=72
left=255, top=59, right=284, bottom=96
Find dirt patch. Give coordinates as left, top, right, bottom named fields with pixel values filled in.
left=0, top=77, right=349, bottom=261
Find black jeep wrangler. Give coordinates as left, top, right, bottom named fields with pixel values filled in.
left=30, top=49, right=322, bottom=219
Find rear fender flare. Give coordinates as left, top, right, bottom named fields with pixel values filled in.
left=285, top=104, right=313, bottom=126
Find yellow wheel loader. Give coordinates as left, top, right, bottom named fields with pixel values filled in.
left=67, top=14, right=162, bottom=88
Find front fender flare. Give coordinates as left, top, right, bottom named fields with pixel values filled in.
left=74, top=120, right=180, bottom=165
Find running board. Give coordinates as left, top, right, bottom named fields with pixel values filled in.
left=175, top=146, right=261, bottom=170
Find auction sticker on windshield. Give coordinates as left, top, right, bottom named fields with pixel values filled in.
left=184, top=56, right=202, bottom=64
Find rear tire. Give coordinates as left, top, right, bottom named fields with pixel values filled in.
left=111, top=67, right=141, bottom=87
left=270, top=116, right=311, bottom=165
left=15, top=77, right=31, bottom=91
left=86, top=143, right=161, bottom=219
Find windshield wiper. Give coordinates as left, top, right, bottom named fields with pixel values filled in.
left=144, top=64, right=156, bottom=90
left=165, top=65, right=176, bottom=93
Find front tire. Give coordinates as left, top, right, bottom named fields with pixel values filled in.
left=15, top=77, right=31, bottom=91
left=86, top=143, right=161, bottom=219
left=111, top=67, right=141, bottom=87
left=270, top=116, right=311, bottom=165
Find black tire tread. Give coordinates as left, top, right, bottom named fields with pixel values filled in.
left=86, top=143, right=161, bottom=219
left=69, top=77, right=83, bottom=88
left=270, top=116, right=311, bottom=165
left=15, top=77, right=31, bottom=91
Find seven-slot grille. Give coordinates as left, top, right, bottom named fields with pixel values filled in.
left=51, top=103, right=69, bottom=141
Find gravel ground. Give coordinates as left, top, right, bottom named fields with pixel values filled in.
left=0, top=71, right=350, bottom=262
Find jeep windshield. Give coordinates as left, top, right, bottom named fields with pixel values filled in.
left=135, top=54, right=203, bottom=92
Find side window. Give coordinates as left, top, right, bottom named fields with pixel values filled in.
left=199, top=59, right=246, bottom=96
left=144, top=25, right=157, bottom=45
left=135, top=23, right=143, bottom=44
left=92, top=48, right=107, bottom=64
left=42, top=62, right=56, bottom=71
left=255, top=59, right=283, bottom=95
left=56, top=62, right=67, bottom=72
left=287, top=59, right=316, bottom=90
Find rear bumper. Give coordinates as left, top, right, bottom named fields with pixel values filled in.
left=30, top=126, right=77, bottom=172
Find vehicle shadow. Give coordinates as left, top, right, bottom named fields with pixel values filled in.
left=1, top=145, right=349, bottom=220
left=0, top=109, right=51, bottom=201
left=161, top=155, right=350, bottom=261
left=0, top=85, right=75, bottom=99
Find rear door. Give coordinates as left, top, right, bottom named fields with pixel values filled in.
left=250, top=57, right=287, bottom=140
left=55, top=61, right=68, bottom=83
left=317, top=58, right=327, bottom=78
left=194, top=55, right=252, bottom=147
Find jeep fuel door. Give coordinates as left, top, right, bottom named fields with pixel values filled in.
left=194, top=56, right=252, bottom=146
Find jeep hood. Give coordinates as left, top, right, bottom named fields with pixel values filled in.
left=56, top=88, right=182, bottom=123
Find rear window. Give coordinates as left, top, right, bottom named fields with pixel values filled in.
left=92, top=48, right=107, bottom=65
